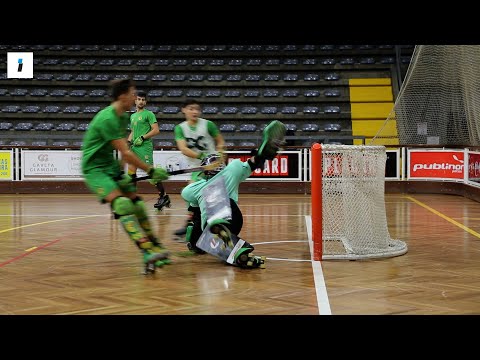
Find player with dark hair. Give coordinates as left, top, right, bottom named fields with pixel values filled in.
left=81, top=78, right=171, bottom=275
left=127, top=90, right=170, bottom=211
left=180, top=120, right=286, bottom=268
left=173, top=99, right=225, bottom=239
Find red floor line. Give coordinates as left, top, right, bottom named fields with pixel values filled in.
left=0, top=218, right=106, bottom=268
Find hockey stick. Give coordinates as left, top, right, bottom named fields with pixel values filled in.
left=133, top=159, right=224, bottom=182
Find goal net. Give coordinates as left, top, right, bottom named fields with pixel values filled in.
left=311, top=144, right=407, bottom=260
left=371, top=45, right=480, bottom=146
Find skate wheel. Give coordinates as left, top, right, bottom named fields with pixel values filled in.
left=156, top=258, right=172, bottom=266
left=143, top=263, right=156, bottom=275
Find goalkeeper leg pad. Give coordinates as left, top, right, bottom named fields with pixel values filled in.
left=209, top=219, right=233, bottom=248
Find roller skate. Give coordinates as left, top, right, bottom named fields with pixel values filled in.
left=154, top=194, right=171, bottom=211
left=173, top=226, right=187, bottom=242
left=246, top=254, right=266, bottom=269
left=148, top=236, right=173, bottom=267
left=142, top=248, right=170, bottom=275
left=233, top=246, right=266, bottom=269
left=186, top=241, right=206, bottom=254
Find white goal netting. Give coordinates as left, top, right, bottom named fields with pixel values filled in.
left=371, top=45, right=480, bottom=146
left=320, top=145, right=407, bottom=259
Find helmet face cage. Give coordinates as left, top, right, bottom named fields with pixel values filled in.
left=201, top=154, right=225, bottom=178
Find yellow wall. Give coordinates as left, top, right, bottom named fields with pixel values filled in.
left=350, top=103, right=394, bottom=119
left=352, top=120, right=398, bottom=145
left=349, top=78, right=398, bottom=145
left=350, top=86, right=393, bottom=102
left=349, top=78, right=391, bottom=86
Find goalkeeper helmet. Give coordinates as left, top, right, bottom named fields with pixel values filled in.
left=201, top=154, right=225, bottom=178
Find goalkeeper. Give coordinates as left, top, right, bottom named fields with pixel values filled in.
left=180, top=120, right=286, bottom=269
left=81, top=78, right=171, bottom=275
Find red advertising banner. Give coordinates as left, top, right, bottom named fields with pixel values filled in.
left=226, top=154, right=289, bottom=177
left=226, top=152, right=301, bottom=179
left=468, top=152, right=480, bottom=181
left=408, top=150, right=464, bottom=179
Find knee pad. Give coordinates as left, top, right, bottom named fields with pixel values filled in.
left=111, top=196, right=135, bottom=218
left=233, top=244, right=254, bottom=268
left=131, top=196, right=147, bottom=216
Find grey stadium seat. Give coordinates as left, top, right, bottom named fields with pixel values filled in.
left=324, top=123, right=342, bottom=132
left=35, top=123, right=54, bottom=131
left=56, top=123, right=75, bottom=131
left=2, top=105, right=21, bottom=113
left=83, top=106, right=101, bottom=113
left=221, top=107, right=238, bottom=114
left=22, top=105, right=41, bottom=113
left=202, top=106, right=218, bottom=114
left=239, top=124, right=257, bottom=132
left=162, top=106, right=180, bottom=114
left=52, top=141, right=70, bottom=147
left=219, top=124, right=236, bottom=132
left=303, top=106, right=320, bottom=114
left=76, top=123, right=89, bottom=131
left=302, top=123, right=319, bottom=132
left=324, top=106, right=341, bottom=114
left=159, top=123, right=176, bottom=131
left=10, top=140, right=27, bottom=146
left=14, top=123, right=33, bottom=131
left=0, top=122, right=13, bottom=130
left=241, top=106, right=258, bottom=114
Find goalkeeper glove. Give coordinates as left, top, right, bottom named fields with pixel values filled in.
left=133, top=136, right=145, bottom=146
left=197, top=152, right=207, bottom=160
left=117, top=173, right=133, bottom=187
left=148, top=167, right=169, bottom=182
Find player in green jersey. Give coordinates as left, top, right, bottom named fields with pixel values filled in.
left=127, top=90, right=171, bottom=211
left=81, top=79, right=171, bottom=275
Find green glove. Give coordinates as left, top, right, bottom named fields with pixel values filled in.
left=197, top=152, right=207, bottom=160
left=148, top=167, right=169, bottom=182
left=117, top=173, right=133, bottom=187
left=133, top=136, right=145, bottom=146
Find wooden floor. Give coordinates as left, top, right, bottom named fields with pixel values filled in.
left=1, top=192, right=480, bottom=315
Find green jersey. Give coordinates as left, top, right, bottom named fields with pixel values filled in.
left=130, top=109, right=157, bottom=143
left=181, top=159, right=252, bottom=228
left=81, top=105, right=129, bottom=174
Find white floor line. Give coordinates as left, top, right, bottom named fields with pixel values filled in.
left=305, top=215, right=332, bottom=315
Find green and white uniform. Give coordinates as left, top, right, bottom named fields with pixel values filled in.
left=181, top=159, right=252, bottom=229
left=174, top=118, right=219, bottom=180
